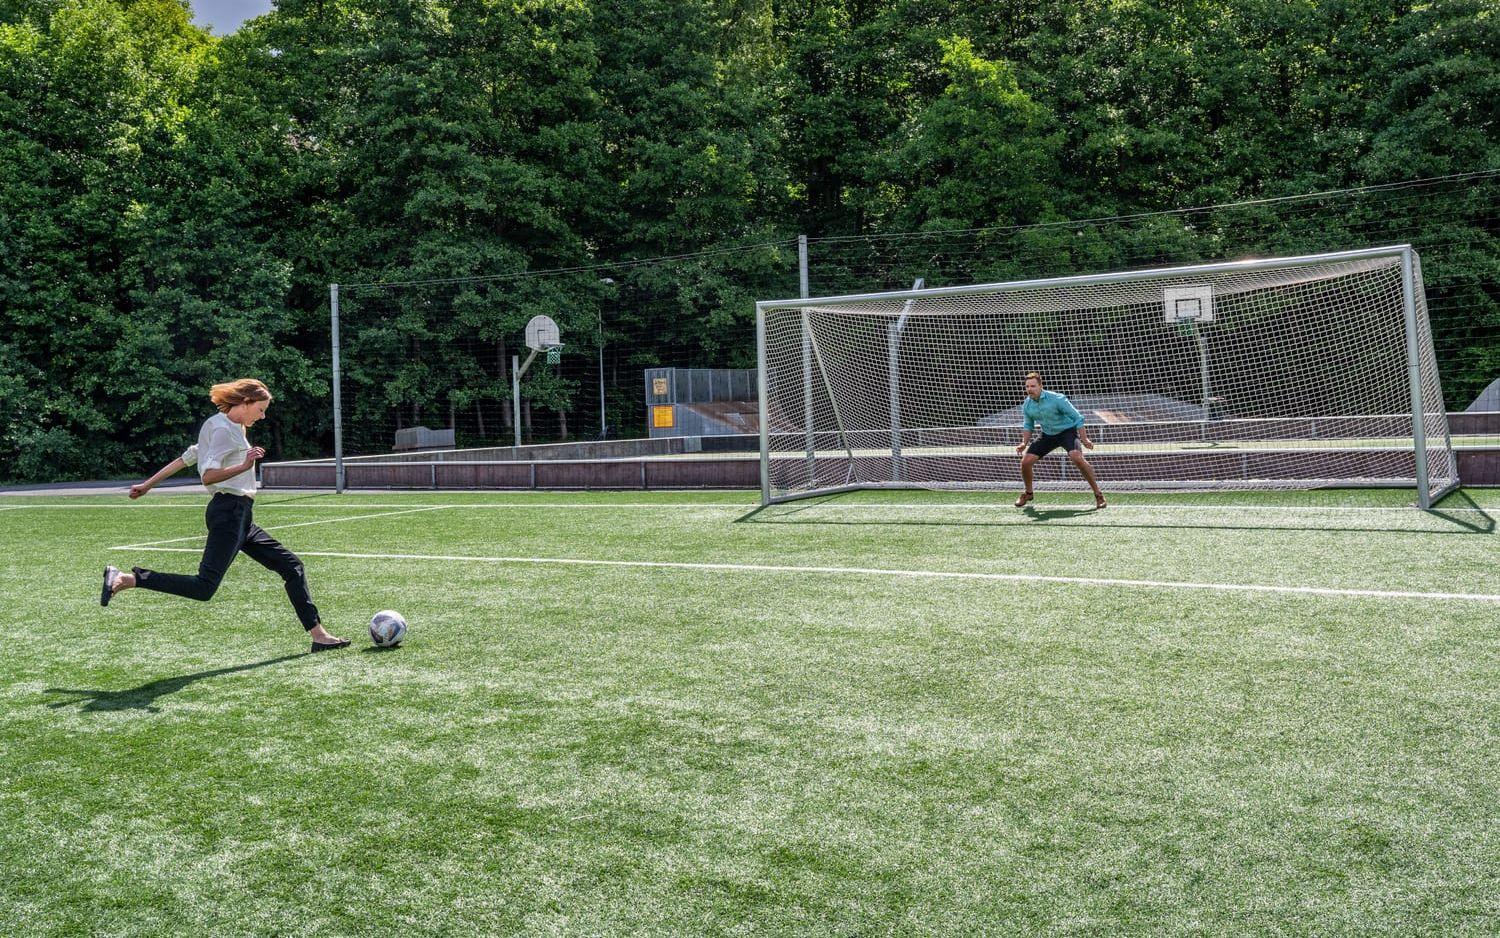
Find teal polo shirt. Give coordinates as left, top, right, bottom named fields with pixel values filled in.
left=1021, top=390, right=1085, bottom=435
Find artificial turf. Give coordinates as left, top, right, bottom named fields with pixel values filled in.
left=1, top=488, right=1496, bottom=935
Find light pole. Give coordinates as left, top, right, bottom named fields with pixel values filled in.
left=598, top=277, right=614, bottom=439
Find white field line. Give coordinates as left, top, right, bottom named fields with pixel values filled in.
left=767, top=504, right=1496, bottom=514
left=109, top=506, right=452, bottom=550
left=6, top=501, right=1493, bottom=513
left=112, top=546, right=1500, bottom=603
left=5, top=502, right=755, bottom=510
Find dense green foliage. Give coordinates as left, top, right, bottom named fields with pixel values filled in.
left=1, top=0, right=1496, bottom=480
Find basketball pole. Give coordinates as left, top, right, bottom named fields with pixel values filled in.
left=512, top=348, right=540, bottom=450
left=513, top=315, right=561, bottom=450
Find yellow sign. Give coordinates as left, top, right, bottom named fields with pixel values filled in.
left=652, top=405, right=675, bottom=429
left=652, top=377, right=669, bottom=396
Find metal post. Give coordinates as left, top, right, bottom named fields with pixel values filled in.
left=1196, top=322, right=1210, bottom=442
left=756, top=305, right=771, bottom=505
left=597, top=278, right=614, bottom=440
left=888, top=279, right=922, bottom=482
left=512, top=348, right=540, bottom=450
left=1400, top=248, right=1432, bottom=508
left=888, top=322, right=901, bottom=479
left=1199, top=332, right=1210, bottom=421
left=1409, top=253, right=1457, bottom=501
left=798, top=234, right=809, bottom=300
left=598, top=330, right=606, bottom=439
left=330, top=283, right=344, bottom=494
left=591, top=343, right=603, bottom=435
left=798, top=235, right=813, bottom=484
left=512, top=353, right=522, bottom=450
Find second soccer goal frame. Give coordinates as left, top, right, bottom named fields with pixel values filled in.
left=755, top=245, right=1458, bottom=508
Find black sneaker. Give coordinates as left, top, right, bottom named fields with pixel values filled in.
left=101, top=566, right=121, bottom=607
left=311, top=637, right=351, bottom=653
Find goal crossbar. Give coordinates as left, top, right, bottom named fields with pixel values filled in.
left=755, top=245, right=1421, bottom=313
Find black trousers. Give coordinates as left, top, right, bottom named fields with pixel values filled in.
left=134, top=493, right=321, bottom=631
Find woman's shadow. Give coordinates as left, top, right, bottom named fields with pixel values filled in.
left=45, top=653, right=309, bottom=713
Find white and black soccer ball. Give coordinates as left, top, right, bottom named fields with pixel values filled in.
left=369, top=609, right=407, bottom=648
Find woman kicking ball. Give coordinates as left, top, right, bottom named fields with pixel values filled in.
left=103, top=378, right=350, bottom=652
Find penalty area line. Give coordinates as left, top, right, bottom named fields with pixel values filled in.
left=109, top=505, right=453, bottom=550
left=112, top=546, right=1500, bottom=604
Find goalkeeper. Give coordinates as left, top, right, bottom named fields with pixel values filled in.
left=1013, top=371, right=1106, bottom=509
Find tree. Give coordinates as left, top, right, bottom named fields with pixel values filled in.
left=885, top=35, right=1060, bottom=232
left=0, top=0, right=213, bottom=480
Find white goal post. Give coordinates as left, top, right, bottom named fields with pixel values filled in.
left=755, top=245, right=1458, bottom=507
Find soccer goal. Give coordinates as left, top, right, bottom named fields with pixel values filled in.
left=755, top=245, right=1458, bottom=507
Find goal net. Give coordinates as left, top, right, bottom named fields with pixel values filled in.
left=756, top=246, right=1457, bottom=506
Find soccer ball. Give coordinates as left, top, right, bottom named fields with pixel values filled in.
left=369, top=609, right=407, bottom=648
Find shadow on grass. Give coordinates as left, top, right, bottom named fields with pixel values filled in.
left=254, top=492, right=339, bottom=507
left=1022, top=506, right=1098, bottom=521
left=736, top=489, right=1495, bottom=535
left=361, top=644, right=402, bottom=654
left=45, top=652, right=309, bottom=713
left=1428, top=488, right=1496, bottom=534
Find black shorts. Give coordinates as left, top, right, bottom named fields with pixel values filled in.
left=1026, top=428, right=1080, bottom=458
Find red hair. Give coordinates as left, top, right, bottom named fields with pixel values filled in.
left=209, top=378, right=272, bottom=413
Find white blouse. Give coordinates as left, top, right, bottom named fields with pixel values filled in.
left=196, top=413, right=258, bottom=497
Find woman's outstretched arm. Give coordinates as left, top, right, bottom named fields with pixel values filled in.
left=130, top=457, right=188, bottom=499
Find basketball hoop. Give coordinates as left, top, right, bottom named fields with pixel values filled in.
left=525, top=314, right=563, bottom=351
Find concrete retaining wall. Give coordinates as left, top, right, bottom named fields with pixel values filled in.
left=263, top=448, right=1499, bottom=491
left=263, top=457, right=760, bottom=490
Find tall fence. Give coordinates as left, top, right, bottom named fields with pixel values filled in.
left=312, top=171, right=1500, bottom=489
